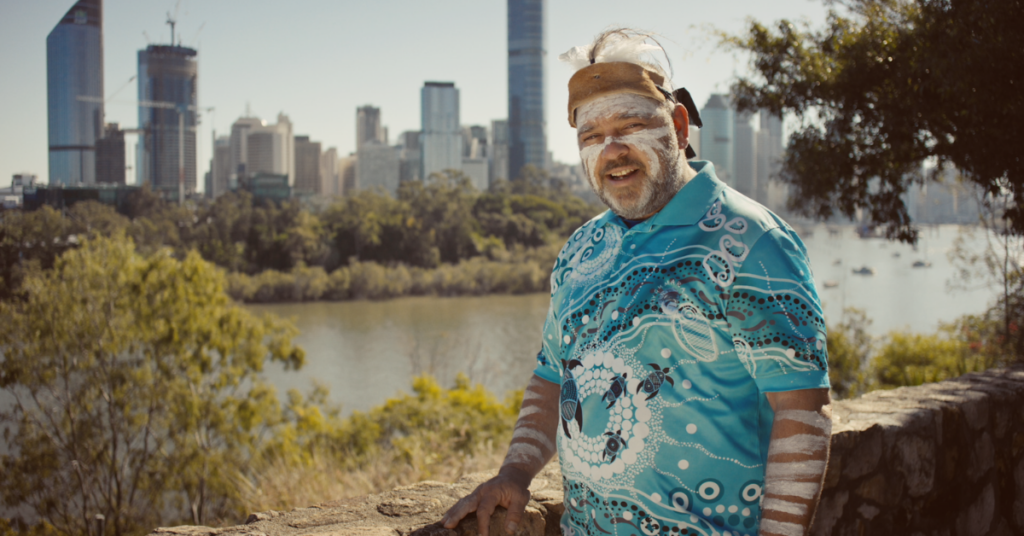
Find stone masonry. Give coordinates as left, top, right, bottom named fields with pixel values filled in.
left=146, top=366, right=1024, bottom=536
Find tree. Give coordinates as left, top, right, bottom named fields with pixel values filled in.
left=826, top=308, right=873, bottom=399
left=723, top=0, right=1024, bottom=241
left=0, top=234, right=304, bottom=535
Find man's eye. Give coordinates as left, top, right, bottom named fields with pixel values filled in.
left=625, top=122, right=645, bottom=130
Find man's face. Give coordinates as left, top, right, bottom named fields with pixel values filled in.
left=576, top=94, right=686, bottom=220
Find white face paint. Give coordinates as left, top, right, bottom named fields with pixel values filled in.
left=575, top=93, right=688, bottom=220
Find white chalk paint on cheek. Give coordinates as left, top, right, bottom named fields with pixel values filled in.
left=766, top=480, right=820, bottom=500
left=502, top=442, right=545, bottom=467
left=765, top=460, right=827, bottom=479
left=762, top=497, right=808, bottom=517
left=775, top=410, right=832, bottom=433
left=759, top=518, right=805, bottom=536
left=512, top=424, right=556, bottom=454
left=767, top=434, right=829, bottom=457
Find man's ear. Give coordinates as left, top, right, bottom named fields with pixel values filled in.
left=671, top=103, right=690, bottom=150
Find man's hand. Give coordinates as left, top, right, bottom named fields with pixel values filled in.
left=441, top=467, right=532, bottom=536
left=441, top=374, right=560, bottom=535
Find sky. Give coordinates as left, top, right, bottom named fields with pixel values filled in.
left=0, top=0, right=832, bottom=189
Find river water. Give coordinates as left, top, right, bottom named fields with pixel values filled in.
left=249, top=224, right=998, bottom=414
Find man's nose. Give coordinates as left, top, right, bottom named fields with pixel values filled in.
left=602, top=139, right=629, bottom=160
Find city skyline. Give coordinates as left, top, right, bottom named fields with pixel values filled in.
left=3, top=0, right=833, bottom=189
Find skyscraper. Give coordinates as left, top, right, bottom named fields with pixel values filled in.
left=47, top=0, right=104, bottom=186
left=420, top=81, right=461, bottom=179
left=208, top=134, right=231, bottom=198
left=757, top=110, right=786, bottom=212
left=507, top=0, right=547, bottom=180
left=95, top=123, right=125, bottom=184
left=228, top=114, right=294, bottom=187
left=293, top=135, right=322, bottom=195
left=700, top=94, right=735, bottom=184
left=733, top=110, right=758, bottom=199
left=356, top=106, right=386, bottom=152
left=490, top=119, right=510, bottom=184
left=137, top=44, right=198, bottom=200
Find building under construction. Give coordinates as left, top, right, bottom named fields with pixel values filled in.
left=137, top=42, right=197, bottom=201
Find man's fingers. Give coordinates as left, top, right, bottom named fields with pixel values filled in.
left=476, top=493, right=500, bottom=536
left=504, top=490, right=531, bottom=534
left=442, top=494, right=480, bottom=529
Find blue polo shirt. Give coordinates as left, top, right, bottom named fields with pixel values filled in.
left=534, top=161, right=829, bottom=536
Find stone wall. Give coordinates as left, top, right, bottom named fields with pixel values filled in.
left=146, top=366, right=1024, bottom=536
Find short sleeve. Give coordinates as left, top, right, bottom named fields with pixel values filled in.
left=533, top=300, right=563, bottom=384
left=726, top=227, right=830, bottom=393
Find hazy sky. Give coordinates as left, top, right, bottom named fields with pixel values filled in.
left=0, top=0, right=832, bottom=188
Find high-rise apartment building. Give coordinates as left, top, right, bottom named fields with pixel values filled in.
left=420, top=82, right=461, bottom=179
left=490, top=120, right=510, bottom=184
left=700, top=94, right=735, bottom=184
left=95, top=123, right=125, bottom=184
left=462, top=125, right=489, bottom=191
left=357, top=143, right=400, bottom=195
left=137, top=44, right=198, bottom=200
left=294, top=135, right=322, bottom=195
left=47, top=0, right=104, bottom=186
left=356, top=106, right=386, bottom=152
left=320, top=147, right=339, bottom=196
left=229, top=114, right=295, bottom=188
left=757, top=110, right=786, bottom=211
left=507, top=0, right=547, bottom=179
left=207, top=135, right=231, bottom=198
left=339, top=154, right=357, bottom=196
left=733, top=110, right=758, bottom=199
left=398, top=131, right=422, bottom=184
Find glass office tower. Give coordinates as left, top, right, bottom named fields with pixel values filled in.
left=137, top=45, right=198, bottom=199
left=420, top=81, right=461, bottom=179
left=700, top=94, right=735, bottom=184
left=47, top=0, right=104, bottom=186
left=507, top=0, right=547, bottom=180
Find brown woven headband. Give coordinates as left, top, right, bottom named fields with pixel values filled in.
left=567, top=62, right=669, bottom=128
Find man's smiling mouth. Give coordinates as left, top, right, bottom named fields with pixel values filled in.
left=607, top=167, right=641, bottom=182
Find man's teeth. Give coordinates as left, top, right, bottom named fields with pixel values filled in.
left=610, top=169, right=636, bottom=177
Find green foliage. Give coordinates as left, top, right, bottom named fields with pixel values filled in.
left=224, top=244, right=557, bottom=303
left=0, top=234, right=304, bottom=535
left=261, top=373, right=522, bottom=475
left=866, top=325, right=988, bottom=389
left=723, top=0, right=1024, bottom=241
left=826, top=308, right=873, bottom=399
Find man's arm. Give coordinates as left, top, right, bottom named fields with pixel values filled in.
left=760, top=388, right=833, bottom=536
left=441, top=374, right=560, bottom=536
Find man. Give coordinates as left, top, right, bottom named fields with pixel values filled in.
left=443, top=29, right=831, bottom=536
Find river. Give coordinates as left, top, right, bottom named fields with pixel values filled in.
left=249, top=224, right=999, bottom=414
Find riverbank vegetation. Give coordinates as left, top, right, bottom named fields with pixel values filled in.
left=0, top=168, right=601, bottom=303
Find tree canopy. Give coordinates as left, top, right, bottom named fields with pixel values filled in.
left=724, top=0, right=1024, bottom=241
left=0, top=234, right=304, bottom=535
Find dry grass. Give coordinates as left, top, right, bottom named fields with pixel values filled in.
left=236, top=443, right=507, bottom=514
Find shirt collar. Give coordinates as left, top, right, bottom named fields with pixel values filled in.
left=596, top=161, right=726, bottom=230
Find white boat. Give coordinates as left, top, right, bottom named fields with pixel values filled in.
left=852, top=266, right=876, bottom=275
left=823, top=280, right=839, bottom=288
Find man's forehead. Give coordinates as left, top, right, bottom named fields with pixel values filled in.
left=576, top=93, right=663, bottom=133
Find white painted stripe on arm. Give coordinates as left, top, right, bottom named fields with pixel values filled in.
left=761, top=497, right=808, bottom=517
left=766, top=480, right=820, bottom=500
left=522, top=388, right=543, bottom=402
left=512, top=424, right=556, bottom=454
left=502, top=443, right=544, bottom=467
left=767, top=434, right=829, bottom=457
left=517, top=405, right=543, bottom=419
left=760, top=518, right=805, bottom=536
left=765, top=460, right=827, bottom=479
left=775, top=410, right=832, bottom=432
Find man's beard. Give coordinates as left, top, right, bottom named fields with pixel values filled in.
left=587, top=139, right=686, bottom=220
